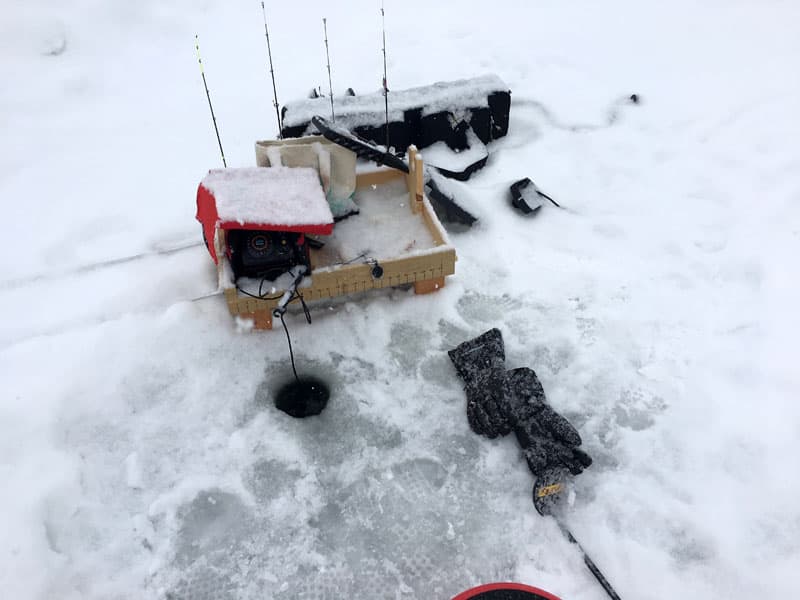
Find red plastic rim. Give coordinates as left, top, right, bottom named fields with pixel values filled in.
left=451, top=582, right=562, bottom=600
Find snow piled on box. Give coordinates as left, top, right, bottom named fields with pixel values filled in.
left=283, top=74, right=508, bottom=131
left=202, top=166, right=333, bottom=227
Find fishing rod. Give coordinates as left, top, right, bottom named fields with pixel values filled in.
left=534, top=474, right=623, bottom=600
left=194, top=35, right=227, bottom=167
left=556, top=521, right=621, bottom=600
left=260, top=1, right=283, bottom=138
left=380, top=1, right=389, bottom=149
left=322, top=18, right=335, bottom=121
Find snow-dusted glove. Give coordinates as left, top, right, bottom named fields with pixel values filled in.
left=504, top=367, right=592, bottom=477
left=448, top=328, right=513, bottom=438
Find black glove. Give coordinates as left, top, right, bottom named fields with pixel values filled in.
left=504, top=367, right=592, bottom=477
left=448, top=330, right=592, bottom=477
left=447, top=328, right=513, bottom=438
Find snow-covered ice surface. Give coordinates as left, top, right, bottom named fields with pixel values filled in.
left=2, top=1, right=799, bottom=599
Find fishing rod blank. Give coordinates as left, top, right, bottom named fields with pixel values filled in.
left=260, top=1, right=283, bottom=138
left=322, top=18, right=335, bottom=121
left=533, top=470, right=623, bottom=600
left=380, top=1, right=389, bottom=149
left=194, top=35, right=227, bottom=168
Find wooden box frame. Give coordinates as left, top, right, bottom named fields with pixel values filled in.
left=218, top=147, right=456, bottom=329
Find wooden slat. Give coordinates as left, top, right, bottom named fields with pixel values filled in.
left=415, top=154, right=424, bottom=198
left=226, top=246, right=456, bottom=318
left=356, top=169, right=405, bottom=189
left=407, top=146, right=419, bottom=213
left=414, top=277, right=445, bottom=295
left=421, top=202, right=446, bottom=246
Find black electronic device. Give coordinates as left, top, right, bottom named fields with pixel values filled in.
left=226, top=229, right=309, bottom=280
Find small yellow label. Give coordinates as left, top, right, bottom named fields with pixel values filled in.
left=537, top=483, right=564, bottom=498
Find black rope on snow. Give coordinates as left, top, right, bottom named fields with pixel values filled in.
left=279, top=311, right=300, bottom=382
left=275, top=288, right=312, bottom=383
left=537, top=191, right=561, bottom=208
left=234, top=268, right=314, bottom=382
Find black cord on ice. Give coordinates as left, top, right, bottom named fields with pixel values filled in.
left=279, top=311, right=300, bottom=383
left=517, top=94, right=640, bottom=132
left=277, top=287, right=311, bottom=383
left=537, top=191, right=561, bottom=208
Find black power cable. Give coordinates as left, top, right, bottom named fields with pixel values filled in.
left=279, top=311, right=300, bottom=382
left=277, top=288, right=312, bottom=381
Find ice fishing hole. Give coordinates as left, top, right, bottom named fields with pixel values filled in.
left=275, top=376, right=330, bottom=418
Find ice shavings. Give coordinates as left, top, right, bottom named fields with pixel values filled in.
left=284, top=74, right=508, bottom=130
left=201, top=166, right=333, bottom=228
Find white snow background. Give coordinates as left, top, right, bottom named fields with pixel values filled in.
left=2, top=1, right=799, bottom=598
